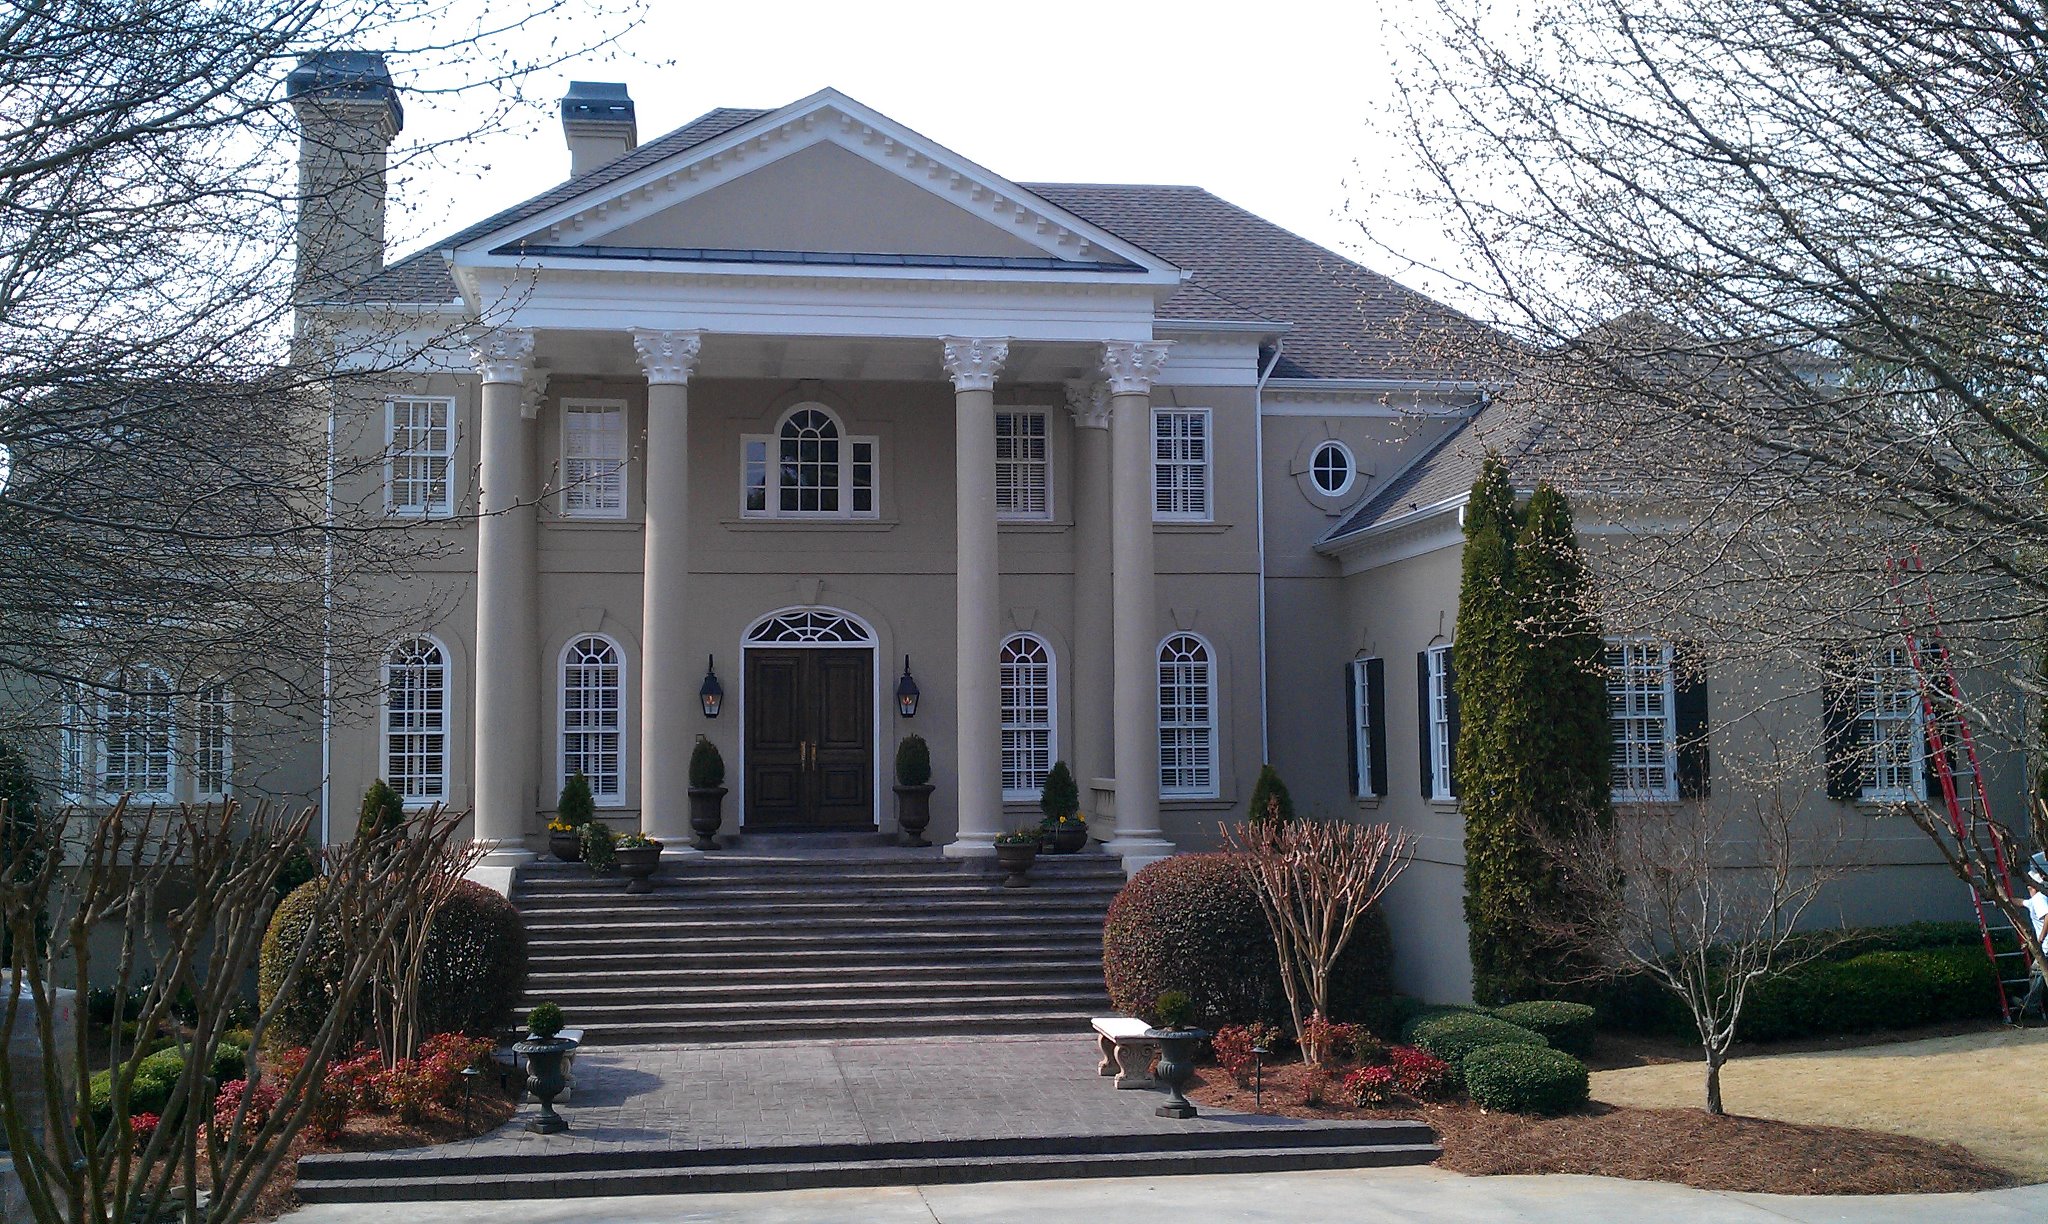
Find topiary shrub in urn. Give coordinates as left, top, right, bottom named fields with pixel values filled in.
left=1038, top=760, right=1086, bottom=853
left=550, top=773, right=595, bottom=861
left=893, top=734, right=935, bottom=847
left=1144, top=989, right=1209, bottom=1120
left=515, top=1001, right=574, bottom=1134
left=688, top=738, right=727, bottom=850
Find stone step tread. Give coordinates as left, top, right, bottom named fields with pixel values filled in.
left=563, top=1012, right=1103, bottom=1044
left=292, top=1142, right=1442, bottom=1202
left=516, top=990, right=1108, bottom=1015
left=524, top=962, right=1102, bottom=983
left=515, top=901, right=1115, bottom=920
left=518, top=863, right=1125, bottom=880
left=515, top=888, right=1119, bottom=905
left=523, top=914, right=1106, bottom=932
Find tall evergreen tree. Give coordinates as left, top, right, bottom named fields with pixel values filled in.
left=0, top=738, right=45, bottom=965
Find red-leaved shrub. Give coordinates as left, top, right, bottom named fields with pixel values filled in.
left=1299, top=1064, right=1335, bottom=1107
left=129, top=1112, right=161, bottom=1144
left=1210, top=1022, right=1283, bottom=1087
left=1390, top=1045, right=1452, bottom=1101
left=1342, top=1064, right=1396, bottom=1107
left=210, top=1078, right=281, bottom=1147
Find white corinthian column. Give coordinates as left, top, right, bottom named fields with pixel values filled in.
left=1102, top=339, right=1175, bottom=873
left=942, top=337, right=1009, bottom=858
left=471, top=327, right=539, bottom=866
left=633, top=329, right=703, bottom=855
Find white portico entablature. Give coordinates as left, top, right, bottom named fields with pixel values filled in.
left=440, top=88, right=1186, bottom=343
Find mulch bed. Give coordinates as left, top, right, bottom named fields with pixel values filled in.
left=244, top=1089, right=519, bottom=1221
left=1187, top=1060, right=2016, bottom=1195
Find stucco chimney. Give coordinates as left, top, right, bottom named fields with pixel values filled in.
left=561, top=82, right=637, bottom=179
left=287, top=51, right=403, bottom=300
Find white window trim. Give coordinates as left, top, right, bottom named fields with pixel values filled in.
left=559, top=633, right=629, bottom=808
left=559, top=398, right=629, bottom=520
left=383, top=395, right=457, bottom=518
left=1350, top=656, right=1374, bottom=798
left=1000, top=633, right=1057, bottom=801
left=994, top=409, right=1054, bottom=522
left=1606, top=637, right=1679, bottom=804
left=1158, top=632, right=1220, bottom=799
left=1312, top=440, right=1357, bottom=498
left=740, top=402, right=880, bottom=521
left=1152, top=407, right=1213, bottom=523
left=1427, top=645, right=1455, bottom=802
left=194, top=682, right=232, bottom=803
left=383, top=635, right=450, bottom=808
left=1858, top=649, right=1925, bottom=803
left=96, top=668, right=178, bottom=805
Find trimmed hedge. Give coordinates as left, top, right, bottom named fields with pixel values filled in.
left=260, top=878, right=527, bottom=1048
left=1490, top=1001, right=1597, bottom=1056
left=1402, top=1011, right=1546, bottom=1076
left=1740, top=947, right=1995, bottom=1042
left=1102, top=853, right=1394, bottom=1030
left=1464, top=1043, right=1590, bottom=1115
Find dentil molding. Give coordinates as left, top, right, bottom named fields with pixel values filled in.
left=469, top=328, right=535, bottom=384
left=1100, top=340, right=1172, bottom=395
left=632, top=328, right=704, bottom=386
left=941, top=337, right=1010, bottom=392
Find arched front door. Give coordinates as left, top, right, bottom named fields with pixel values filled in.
left=742, top=609, right=876, bottom=830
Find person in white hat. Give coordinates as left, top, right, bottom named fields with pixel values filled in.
left=2022, top=869, right=2048, bottom=1025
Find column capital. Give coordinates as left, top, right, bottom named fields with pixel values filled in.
left=632, top=329, right=703, bottom=386
left=470, top=327, right=535, bottom=385
left=941, top=337, right=1010, bottom=393
left=1100, top=340, right=1173, bottom=396
left=1063, top=380, right=1110, bottom=430
left=519, top=369, right=551, bottom=420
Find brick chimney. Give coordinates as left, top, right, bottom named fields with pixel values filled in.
left=287, top=52, right=403, bottom=300
left=561, top=82, right=637, bottom=179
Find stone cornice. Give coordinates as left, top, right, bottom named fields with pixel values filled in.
left=631, top=328, right=703, bottom=385
left=469, top=327, right=535, bottom=385
left=941, top=337, right=1010, bottom=393
left=1063, top=380, right=1109, bottom=430
left=1100, top=340, right=1173, bottom=395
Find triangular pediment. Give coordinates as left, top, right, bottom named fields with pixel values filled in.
left=462, top=89, right=1179, bottom=278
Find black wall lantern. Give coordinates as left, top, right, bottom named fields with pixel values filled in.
left=699, top=655, right=724, bottom=719
left=895, top=655, right=920, bottom=718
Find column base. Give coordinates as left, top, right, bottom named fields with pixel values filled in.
left=465, top=847, right=535, bottom=898
left=1104, top=836, right=1175, bottom=879
left=943, top=834, right=998, bottom=859
left=657, top=845, right=705, bottom=862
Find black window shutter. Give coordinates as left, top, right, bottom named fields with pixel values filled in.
left=1366, top=657, right=1389, bottom=799
left=1820, top=676, right=1862, bottom=801
left=1417, top=651, right=1433, bottom=799
left=1344, top=662, right=1361, bottom=798
left=1674, top=647, right=1710, bottom=799
left=1924, top=712, right=1950, bottom=801
left=1444, top=647, right=1461, bottom=798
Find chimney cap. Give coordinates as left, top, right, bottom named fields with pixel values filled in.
left=562, top=81, right=636, bottom=124
left=287, top=51, right=403, bottom=131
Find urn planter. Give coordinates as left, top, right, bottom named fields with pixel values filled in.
left=1049, top=823, right=1087, bottom=855
left=688, top=786, right=727, bottom=850
left=547, top=830, right=584, bottom=863
left=1144, top=1027, right=1210, bottom=1119
left=615, top=845, right=662, bottom=894
left=994, top=841, right=1038, bottom=888
left=893, top=783, right=935, bottom=847
left=514, top=1036, right=575, bottom=1133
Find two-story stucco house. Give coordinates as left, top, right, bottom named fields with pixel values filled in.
left=253, top=53, right=1990, bottom=1002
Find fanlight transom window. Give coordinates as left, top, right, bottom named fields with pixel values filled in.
left=742, top=404, right=877, bottom=519
left=745, top=609, right=877, bottom=645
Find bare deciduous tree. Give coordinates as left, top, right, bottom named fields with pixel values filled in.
left=372, top=835, right=489, bottom=1065
left=1220, top=818, right=1413, bottom=1064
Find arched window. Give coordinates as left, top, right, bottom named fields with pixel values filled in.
left=741, top=404, right=877, bottom=519
left=561, top=635, right=625, bottom=804
left=1000, top=634, right=1055, bottom=800
left=100, top=667, right=175, bottom=801
left=385, top=638, right=447, bottom=804
left=1158, top=634, right=1217, bottom=798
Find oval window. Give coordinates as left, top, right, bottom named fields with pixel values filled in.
left=1310, top=441, right=1355, bottom=496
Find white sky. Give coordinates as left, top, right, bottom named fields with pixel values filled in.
left=383, top=0, right=1470, bottom=305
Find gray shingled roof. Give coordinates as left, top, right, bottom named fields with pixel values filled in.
left=1323, top=398, right=1545, bottom=541
left=332, top=106, right=1507, bottom=384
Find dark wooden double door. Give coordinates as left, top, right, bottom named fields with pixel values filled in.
left=745, top=648, right=874, bottom=829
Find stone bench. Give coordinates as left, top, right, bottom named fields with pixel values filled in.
left=1091, top=1016, right=1159, bottom=1090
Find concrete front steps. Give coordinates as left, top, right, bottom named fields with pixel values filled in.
left=293, top=1123, right=1443, bottom=1203
left=510, top=850, right=1125, bottom=1045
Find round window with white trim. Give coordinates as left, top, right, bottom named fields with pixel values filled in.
left=1309, top=441, right=1355, bottom=497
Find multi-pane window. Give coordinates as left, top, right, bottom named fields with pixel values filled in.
left=385, top=638, right=448, bottom=805
left=561, top=401, right=627, bottom=518
left=1159, top=634, right=1217, bottom=797
left=101, top=668, right=175, bottom=801
left=1000, top=635, right=1054, bottom=799
left=1858, top=648, right=1924, bottom=801
left=1606, top=638, right=1677, bottom=802
left=562, top=635, right=625, bottom=804
left=1153, top=408, right=1212, bottom=520
left=1426, top=645, right=1455, bottom=801
left=194, top=682, right=231, bottom=800
left=1350, top=657, right=1373, bottom=797
left=995, top=411, right=1051, bottom=519
left=386, top=396, right=456, bottom=517
left=741, top=405, right=878, bottom=519
left=1311, top=441, right=1355, bottom=497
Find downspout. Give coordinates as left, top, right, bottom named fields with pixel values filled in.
left=1253, top=337, right=1283, bottom=763
left=320, top=371, right=335, bottom=849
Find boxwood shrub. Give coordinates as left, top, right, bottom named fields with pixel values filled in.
left=1740, top=946, right=1996, bottom=1042
left=1463, top=1043, right=1589, bottom=1115
left=1490, top=1000, right=1597, bottom=1056
left=1402, top=1011, right=1546, bottom=1077
left=1101, top=853, right=1394, bottom=1029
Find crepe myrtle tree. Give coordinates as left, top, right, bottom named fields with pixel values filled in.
left=0, top=0, right=641, bottom=778
left=1371, top=0, right=2048, bottom=986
